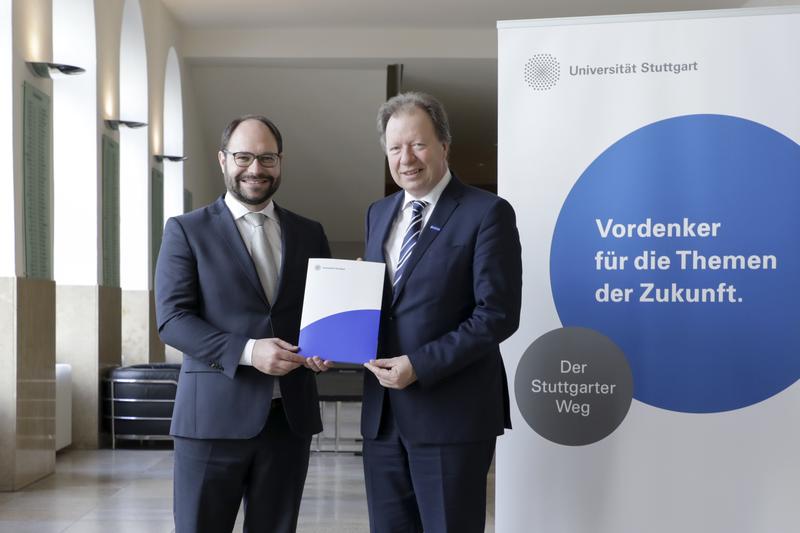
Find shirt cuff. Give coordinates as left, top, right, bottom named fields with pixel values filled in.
left=239, top=338, right=256, bottom=366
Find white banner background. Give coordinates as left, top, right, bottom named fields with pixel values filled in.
left=497, top=7, right=800, bottom=533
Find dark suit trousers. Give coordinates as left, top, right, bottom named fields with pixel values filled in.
left=362, top=397, right=496, bottom=533
left=173, top=400, right=312, bottom=533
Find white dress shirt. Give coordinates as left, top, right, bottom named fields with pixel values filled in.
left=224, top=193, right=283, bottom=398
left=384, top=170, right=452, bottom=283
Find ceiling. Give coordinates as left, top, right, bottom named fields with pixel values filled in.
left=167, top=0, right=769, bottom=206
left=161, top=0, right=750, bottom=29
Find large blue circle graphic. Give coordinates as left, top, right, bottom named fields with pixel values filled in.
left=550, top=114, right=800, bottom=413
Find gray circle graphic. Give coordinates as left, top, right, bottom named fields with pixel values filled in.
left=524, top=53, right=560, bottom=90
left=515, top=327, right=633, bottom=446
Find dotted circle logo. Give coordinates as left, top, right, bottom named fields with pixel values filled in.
left=524, top=54, right=560, bottom=91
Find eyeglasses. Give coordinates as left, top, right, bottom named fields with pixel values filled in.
left=224, top=150, right=281, bottom=168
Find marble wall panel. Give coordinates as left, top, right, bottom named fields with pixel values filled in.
left=14, top=277, right=56, bottom=490
left=121, top=289, right=163, bottom=365
left=0, top=278, right=16, bottom=491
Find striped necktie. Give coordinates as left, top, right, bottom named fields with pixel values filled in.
left=393, top=200, right=429, bottom=288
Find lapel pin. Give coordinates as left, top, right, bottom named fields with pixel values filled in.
left=430, top=225, right=441, bottom=232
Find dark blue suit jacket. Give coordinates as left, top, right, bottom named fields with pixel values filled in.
left=155, top=195, right=330, bottom=439
left=362, top=176, right=522, bottom=444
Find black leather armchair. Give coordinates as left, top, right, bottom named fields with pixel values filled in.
left=103, top=364, right=180, bottom=448
left=315, top=365, right=364, bottom=453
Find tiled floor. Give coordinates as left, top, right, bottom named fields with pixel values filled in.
left=0, top=404, right=494, bottom=533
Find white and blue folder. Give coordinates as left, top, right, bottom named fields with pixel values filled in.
left=298, top=259, right=385, bottom=364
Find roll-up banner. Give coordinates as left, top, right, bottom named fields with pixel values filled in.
left=497, top=7, right=800, bottom=533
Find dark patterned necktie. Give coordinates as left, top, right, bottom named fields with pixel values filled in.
left=393, top=200, right=429, bottom=288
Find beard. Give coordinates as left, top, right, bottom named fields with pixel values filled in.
left=226, top=170, right=281, bottom=207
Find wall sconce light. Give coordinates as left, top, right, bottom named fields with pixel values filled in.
left=105, top=119, right=148, bottom=130
left=27, top=61, right=85, bottom=78
left=154, top=154, right=188, bottom=163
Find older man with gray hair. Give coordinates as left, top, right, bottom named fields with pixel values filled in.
left=361, top=92, right=523, bottom=533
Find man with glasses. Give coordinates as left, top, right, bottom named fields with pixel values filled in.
left=156, top=115, right=332, bottom=533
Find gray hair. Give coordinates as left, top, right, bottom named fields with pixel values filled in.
left=377, top=92, right=452, bottom=150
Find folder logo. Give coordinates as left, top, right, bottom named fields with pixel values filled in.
left=298, top=259, right=385, bottom=364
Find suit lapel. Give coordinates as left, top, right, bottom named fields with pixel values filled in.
left=391, top=178, right=462, bottom=306
left=367, top=193, right=403, bottom=263
left=210, top=195, right=271, bottom=308
left=273, top=204, right=294, bottom=305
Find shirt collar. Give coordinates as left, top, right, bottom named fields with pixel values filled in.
left=402, top=169, right=452, bottom=210
left=224, top=192, right=276, bottom=221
